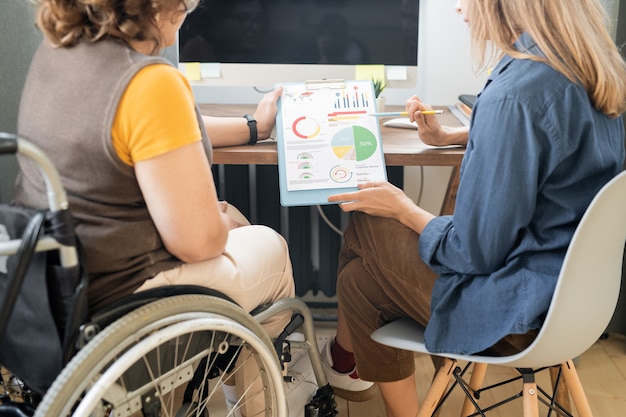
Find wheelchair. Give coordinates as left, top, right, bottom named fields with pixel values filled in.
left=0, top=133, right=337, bottom=417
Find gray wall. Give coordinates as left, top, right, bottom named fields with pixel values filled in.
left=0, top=1, right=41, bottom=203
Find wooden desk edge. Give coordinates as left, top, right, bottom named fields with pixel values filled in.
left=213, top=141, right=278, bottom=165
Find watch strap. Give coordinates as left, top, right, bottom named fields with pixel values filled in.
left=243, top=114, right=257, bottom=145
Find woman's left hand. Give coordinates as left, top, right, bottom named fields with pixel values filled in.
left=328, top=181, right=436, bottom=234
left=328, top=181, right=412, bottom=219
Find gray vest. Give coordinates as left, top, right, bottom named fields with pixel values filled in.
left=15, top=39, right=213, bottom=311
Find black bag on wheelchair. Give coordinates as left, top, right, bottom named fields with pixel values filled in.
left=0, top=204, right=89, bottom=394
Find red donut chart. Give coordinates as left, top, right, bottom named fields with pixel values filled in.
left=292, top=116, right=321, bottom=139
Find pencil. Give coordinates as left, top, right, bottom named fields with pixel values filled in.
left=368, top=110, right=443, bottom=117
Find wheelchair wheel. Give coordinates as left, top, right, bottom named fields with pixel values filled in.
left=34, top=294, right=287, bottom=417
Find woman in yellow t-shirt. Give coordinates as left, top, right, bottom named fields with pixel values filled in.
left=21, top=0, right=294, bottom=334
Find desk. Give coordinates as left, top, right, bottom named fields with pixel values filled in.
left=200, top=104, right=465, bottom=215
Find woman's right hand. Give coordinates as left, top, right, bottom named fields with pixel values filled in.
left=218, top=200, right=248, bottom=230
left=406, top=95, right=469, bottom=146
left=253, top=87, right=283, bottom=140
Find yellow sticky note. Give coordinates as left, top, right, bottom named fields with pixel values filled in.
left=355, top=65, right=385, bottom=83
left=184, top=62, right=202, bottom=81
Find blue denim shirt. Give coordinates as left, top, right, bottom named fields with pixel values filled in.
left=419, top=33, right=625, bottom=355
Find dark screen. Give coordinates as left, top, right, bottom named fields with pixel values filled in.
left=178, top=0, right=419, bottom=66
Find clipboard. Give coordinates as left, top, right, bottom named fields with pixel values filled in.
left=275, top=79, right=387, bottom=207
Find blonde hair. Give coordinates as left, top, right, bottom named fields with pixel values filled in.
left=36, top=0, right=199, bottom=52
left=468, top=0, right=626, bottom=117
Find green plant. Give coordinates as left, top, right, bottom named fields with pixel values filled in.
left=371, top=78, right=388, bottom=98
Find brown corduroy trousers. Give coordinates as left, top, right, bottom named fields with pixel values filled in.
left=337, top=212, right=536, bottom=382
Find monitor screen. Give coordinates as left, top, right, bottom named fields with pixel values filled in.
left=177, top=0, right=419, bottom=88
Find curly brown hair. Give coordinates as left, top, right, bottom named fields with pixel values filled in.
left=35, top=0, right=198, bottom=52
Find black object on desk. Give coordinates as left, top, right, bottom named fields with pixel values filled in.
left=459, top=94, right=477, bottom=109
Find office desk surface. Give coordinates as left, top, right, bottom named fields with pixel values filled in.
left=199, top=104, right=466, bottom=167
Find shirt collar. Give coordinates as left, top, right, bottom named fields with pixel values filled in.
left=482, top=32, right=541, bottom=91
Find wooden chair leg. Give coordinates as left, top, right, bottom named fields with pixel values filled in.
left=550, top=365, right=571, bottom=412
left=560, top=360, right=594, bottom=417
left=418, top=358, right=456, bottom=417
left=460, top=363, right=487, bottom=417
left=521, top=371, right=540, bottom=417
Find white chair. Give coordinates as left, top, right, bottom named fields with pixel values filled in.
left=371, top=170, right=626, bottom=417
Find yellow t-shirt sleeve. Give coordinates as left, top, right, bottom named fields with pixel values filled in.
left=112, top=64, right=201, bottom=166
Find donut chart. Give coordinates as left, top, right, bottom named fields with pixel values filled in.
left=292, top=116, right=321, bottom=139
left=330, top=166, right=351, bottom=183
left=331, top=126, right=377, bottom=161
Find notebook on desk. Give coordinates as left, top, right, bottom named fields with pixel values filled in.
left=275, top=79, right=387, bottom=207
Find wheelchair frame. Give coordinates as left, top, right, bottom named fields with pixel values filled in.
left=0, top=133, right=337, bottom=417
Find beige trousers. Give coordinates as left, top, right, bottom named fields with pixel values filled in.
left=135, top=222, right=295, bottom=337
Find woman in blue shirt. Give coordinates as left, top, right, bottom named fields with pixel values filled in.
left=320, top=0, right=626, bottom=415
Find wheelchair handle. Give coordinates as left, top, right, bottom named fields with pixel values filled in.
left=0, top=132, right=77, bottom=267
left=0, top=132, right=68, bottom=212
left=0, top=132, right=18, bottom=154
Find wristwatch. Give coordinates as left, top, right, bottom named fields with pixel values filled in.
left=243, top=114, right=257, bottom=145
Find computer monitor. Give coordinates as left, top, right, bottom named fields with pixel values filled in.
left=177, top=0, right=419, bottom=90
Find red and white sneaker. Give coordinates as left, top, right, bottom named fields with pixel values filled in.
left=318, top=336, right=377, bottom=402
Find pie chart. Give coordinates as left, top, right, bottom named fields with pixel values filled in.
left=331, top=126, right=377, bottom=161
